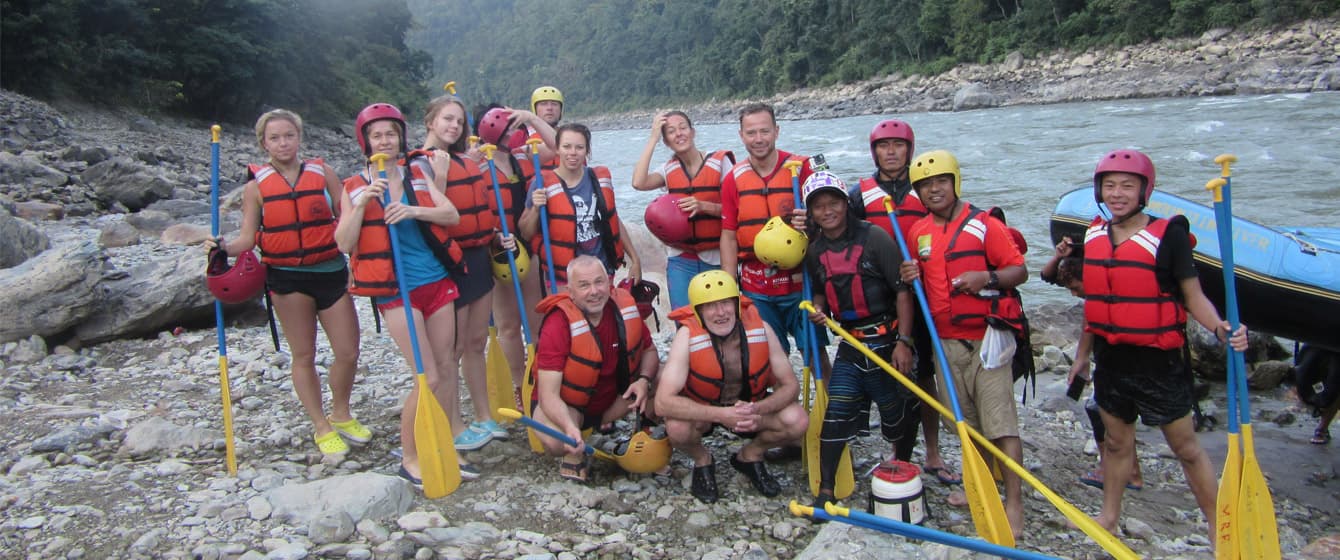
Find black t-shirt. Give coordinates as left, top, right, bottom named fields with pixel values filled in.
left=1152, top=216, right=1198, bottom=298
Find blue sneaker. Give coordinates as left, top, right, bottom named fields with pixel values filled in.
left=473, top=419, right=508, bottom=440
left=453, top=424, right=493, bottom=451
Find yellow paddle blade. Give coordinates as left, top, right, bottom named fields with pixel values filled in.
left=522, top=356, right=545, bottom=454
left=1237, top=426, right=1281, bottom=560
left=959, top=422, right=1014, bottom=548
left=1216, top=432, right=1242, bottom=560
left=414, top=373, right=460, bottom=498
left=218, top=357, right=237, bottom=476
left=485, top=326, right=515, bottom=422
left=804, top=374, right=856, bottom=498
left=804, top=367, right=817, bottom=492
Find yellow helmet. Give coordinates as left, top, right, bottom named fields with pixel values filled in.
left=753, top=216, right=807, bottom=269
left=909, top=149, right=961, bottom=197
left=616, top=429, right=671, bottom=474
left=491, top=239, right=529, bottom=282
left=530, top=86, right=564, bottom=113
left=686, top=270, right=739, bottom=325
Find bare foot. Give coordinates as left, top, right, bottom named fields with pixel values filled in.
left=947, top=489, right=968, bottom=507
left=1006, top=502, right=1024, bottom=540
left=1091, top=514, right=1118, bottom=534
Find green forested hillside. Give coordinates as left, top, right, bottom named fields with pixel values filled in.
left=411, top=0, right=1338, bottom=113
left=1, top=0, right=429, bottom=125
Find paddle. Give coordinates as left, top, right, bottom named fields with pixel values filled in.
left=879, top=196, right=1012, bottom=547
left=804, top=301, right=1139, bottom=559
left=1212, top=170, right=1242, bottom=560
left=523, top=137, right=554, bottom=453
left=208, top=125, right=238, bottom=477
left=482, top=142, right=537, bottom=425
left=370, top=153, right=460, bottom=498
left=496, top=408, right=618, bottom=462
left=1206, top=154, right=1281, bottom=560
left=788, top=501, right=1060, bottom=560
left=784, top=160, right=854, bottom=500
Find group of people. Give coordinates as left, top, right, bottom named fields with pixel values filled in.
left=210, top=87, right=1251, bottom=544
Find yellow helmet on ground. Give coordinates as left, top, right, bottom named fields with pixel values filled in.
left=617, top=429, right=671, bottom=474
left=491, top=239, right=529, bottom=282
left=909, top=149, right=961, bottom=197
left=753, top=216, right=807, bottom=270
left=530, top=86, right=564, bottom=113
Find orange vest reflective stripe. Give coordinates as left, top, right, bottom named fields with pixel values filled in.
left=857, top=176, right=927, bottom=241
left=407, top=149, right=498, bottom=248
left=665, top=150, right=734, bottom=252
left=251, top=159, right=340, bottom=267
left=943, top=205, right=1025, bottom=332
left=1082, top=216, right=1187, bottom=350
left=533, top=166, right=625, bottom=285
left=343, top=168, right=464, bottom=297
left=731, top=154, right=807, bottom=261
left=535, top=289, right=646, bottom=410
left=668, top=300, right=775, bottom=404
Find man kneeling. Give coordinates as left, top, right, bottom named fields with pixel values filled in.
left=656, top=270, right=807, bottom=503
left=532, top=256, right=660, bottom=482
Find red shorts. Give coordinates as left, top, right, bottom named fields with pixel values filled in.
left=377, top=278, right=460, bottom=318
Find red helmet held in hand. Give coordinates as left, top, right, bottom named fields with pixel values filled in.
left=644, top=194, right=692, bottom=249
left=206, top=249, right=266, bottom=304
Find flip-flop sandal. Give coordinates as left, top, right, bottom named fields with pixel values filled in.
left=924, top=466, right=962, bottom=486
left=1080, top=470, right=1143, bottom=490
left=1312, top=428, right=1332, bottom=445
left=559, top=457, right=589, bottom=483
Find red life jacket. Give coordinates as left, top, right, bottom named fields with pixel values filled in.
left=943, top=206, right=1025, bottom=332
left=857, top=176, right=927, bottom=243
left=667, top=299, right=775, bottom=405
left=533, top=289, right=646, bottom=410
left=730, top=153, right=808, bottom=261
left=815, top=221, right=896, bottom=328
left=250, top=159, right=341, bottom=267
left=664, top=150, right=734, bottom=252
left=532, top=166, right=625, bottom=285
left=1082, top=216, right=1188, bottom=350
left=343, top=168, right=464, bottom=297
left=406, top=149, right=498, bottom=248
left=487, top=153, right=534, bottom=236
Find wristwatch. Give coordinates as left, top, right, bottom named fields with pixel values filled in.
left=986, top=271, right=1000, bottom=289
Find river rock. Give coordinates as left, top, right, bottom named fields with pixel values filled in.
left=953, top=83, right=1000, bottom=111
left=74, top=247, right=217, bottom=343
left=309, top=511, right=355, bottom=545
left=0, top=240, right=102, bottom=343
left=146, top=198, right=211, bottom=220
left=62, top=145, right=111, bottom=165
left=161, top=223, right=211, bottom=245
left=14, top=201, right=65, bottom=221
left=0, top=206, right=50, bottom=268
left=1301, top=533, right=1340, bottom=559
left=119, top=416, right=215, bottom=456
left=124, top=209, right=175, bottom=234
left=1249, top=359, right=1293, bottom=389
left=31, top=424, right=116, bottom=453
left=98, top=221, right=141, bottom=248
left=83, top=157, right=175, bottom=211
left=0, top=151, right=69, bottom=190
left=266, top=473, right=413, bottom=525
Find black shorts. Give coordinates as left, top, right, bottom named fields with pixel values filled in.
left=1092, top=340, right=1193, bottom=427
left=266, top=266, right=349, bottom=311
left=454, top=246, right=495, bottom=306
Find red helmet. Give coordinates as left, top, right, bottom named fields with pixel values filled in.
left=477, top=108, right=512, bottom=147
left=206, top=249, right=266, bottom=304
left=644, top=194, right=692, bottom=248
left=354, top=103, right=407, bottom=156
left=1093, top=149, right=1155, bottom=206
left=869, top=119, right=915, bottom=155
left=617, top=278, right=660, bottom=321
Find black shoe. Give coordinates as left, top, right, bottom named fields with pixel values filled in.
left=810, top=491, right=835, bottom=524
left=762, top=445, right=803, bottom=462
left=691, top=462, right=718, bottom=504
left=730, top=453, right=781, bottom=497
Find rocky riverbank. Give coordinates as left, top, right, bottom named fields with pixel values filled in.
left=580, top=19, right=1340, bottom=129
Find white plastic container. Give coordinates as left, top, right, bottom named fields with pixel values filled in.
left=868, top=460, right=927, bottom=525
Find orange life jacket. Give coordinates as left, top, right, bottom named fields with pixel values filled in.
left=667, top=299, right=776, bottom=404
left=512, top=127, right=559, bottom=171
left=730, top=154, right=808, bottom=262
left=406, top=149, right=497, bottom=248
left=1082, top=216, right=1188, bottom=350
left=533, top=166, right=625, bottom=285
left=343, top=167, right=464, bottom=297
left=857, top=176, right=927, bottom=243
left=942, top=205, right=1025, bottom=332
left=664, top=150, right=734, bottom=252
left=250, top=159, right=341, bottom=267
left=534, top=288, right=646, bottom=410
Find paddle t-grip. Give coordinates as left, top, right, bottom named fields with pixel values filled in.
left=211, top=124, right=221, bottom=143
left=1215, top=153, right=1237, bottom=178
left=526, top=137, right=543, bottom=154
left=480, top=143, right=497, bottom=160
left=783, top=159, right=802, bottom=177
left=1206, top=178, right=1227, bottom=204
left=443, top=81, right=457, bottom=95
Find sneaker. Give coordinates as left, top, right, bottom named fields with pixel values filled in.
left=690, top=462, right=718, bottom=504
left=314, top=430, right=349, bottom=456
left=473, top=419, right=508, bottom=440
left=459, top=461, right=481, bottom=481
left=454, top=425, right=493, bottom=451
left=397, top=465, right=422, bottom=487
left=330, top=417, right=373, bottom=444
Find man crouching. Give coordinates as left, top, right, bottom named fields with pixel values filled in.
left=656, top=270, right=807, bottom=503
left=532, top=256, right=659, bottom=482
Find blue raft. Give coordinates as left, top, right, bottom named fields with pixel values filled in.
left=1050, top=187, right=1340, bottom=352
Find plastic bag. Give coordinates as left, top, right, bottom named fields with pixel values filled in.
left=980, top=326, right=1017, bottom=370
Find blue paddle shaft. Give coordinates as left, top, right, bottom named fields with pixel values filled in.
left=530, top=148, right=559, bottom=293
left=1214, top=177, right=1251, bottom=425
left=1212, top=194, right=1240, bottom=435
left=811, top=507, right=1058, bottom=560
left=484, top=156, right=534, bottom=344
left=513, top=412, right=596, bottom=456
left=788, top=169, right=825, bottom=378
left=378, top=164, right=427, bottom=374
left=885, top=204, right=968, bottom=421
left=210, top=134, right=225, bottom=356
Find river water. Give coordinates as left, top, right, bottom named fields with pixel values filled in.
left=586, top=92, right=1340, bottom=307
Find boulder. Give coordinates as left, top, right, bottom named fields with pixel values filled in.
left=1248, top=359, right=1292, bottom=390
left=0, top=207, right=50, bottom=268
left=160, top=224, right=212, bottom=245
left=119, top=416, right=215, bottom=457
left=124, top=209, right=175, bottom=234
left=83, top=157, right=175, bottom=211
left=0, top=152, right=69, bottom=189
left=14, top=201, right=64, bottom=221
left=98, top=222, right=141, bottom=248
left=145, top=198, right=211, bottom=220
left=266, top=473, right=413, bottom=525
left=0, top=241, right=102, bottom=343
left=75, top=248, right=219, bottom=344
left=952, top=83, right=999, bottom=111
